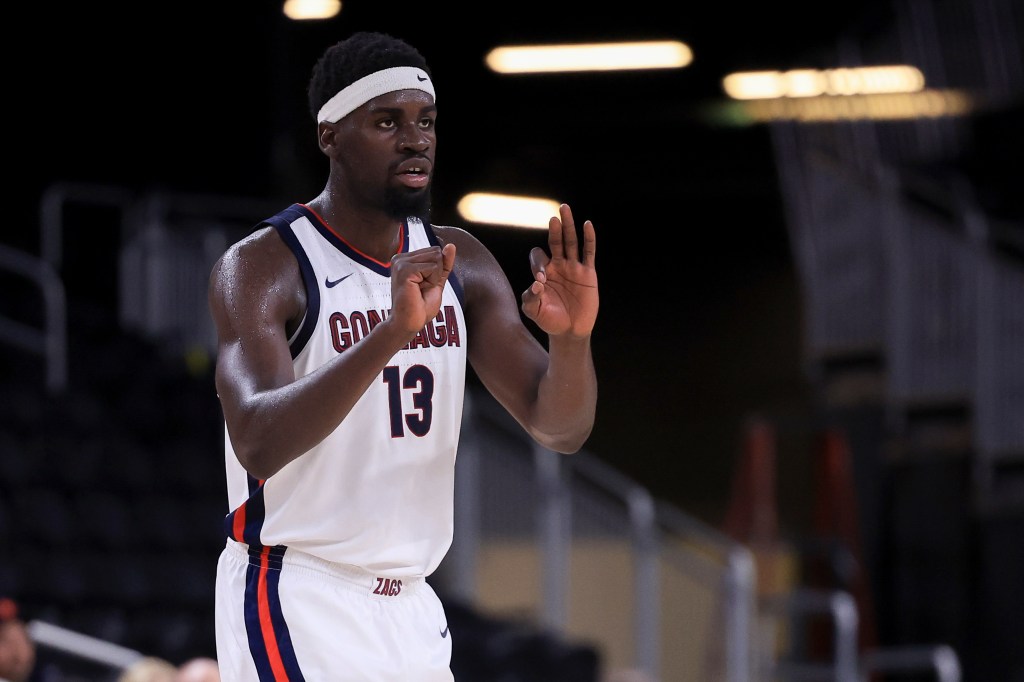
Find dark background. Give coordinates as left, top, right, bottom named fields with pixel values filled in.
left=6, top=2, right=1023, bottom=680
left=9, top=0, right=904, bottom=529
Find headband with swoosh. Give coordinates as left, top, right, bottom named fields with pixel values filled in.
left=317, top=66, right=436, bottom=123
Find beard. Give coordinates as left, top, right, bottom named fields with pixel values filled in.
left=384, top=185, right=431, bottom=225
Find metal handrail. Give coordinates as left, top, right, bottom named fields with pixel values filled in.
left=762, top=588, right=859, bottom=682
left=460, top=387, right=757, bottom=681
left=560, top=449, right=664, bottom=678
left=0, top=245, right=67, bottom=393
left=860, top=644, right=962, bottom=682
left=39, top=181, right=134, bottom=271
left=27, top=619, right=143, bottom=670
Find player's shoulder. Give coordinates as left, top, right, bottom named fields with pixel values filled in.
left=430, top=224, right=491, bottom=259
left=222, top=225, right=285, bottom=261
left=428, top=224, right=506, bottom=304
left=211, top=225, right=292, bottom=285
left=431, top=223, right=474, bottom=244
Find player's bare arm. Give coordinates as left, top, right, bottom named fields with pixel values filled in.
left=209, top=229, right=455, bottom=478
left=437, top=203, right=598, bottom=454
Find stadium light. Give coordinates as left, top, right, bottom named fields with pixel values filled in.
left=283, top=0, right=341, bottom=20
left=486, top=41, right=692, bottom=74
left=722, top=65, right=926, bottom=100
left=457, top=193, right=562, bottom=229
left=722, top=89, right=975, bottom=123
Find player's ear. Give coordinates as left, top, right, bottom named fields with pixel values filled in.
left=317, top=122, right=337, bottom=155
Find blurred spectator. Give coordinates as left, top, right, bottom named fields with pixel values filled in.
left=603, top=669, right=655, bottom=682
left=118, top=657, right=177, bottom=682
left=0, top=597, right=35, bottom=682
left=117, top=655, right=220, bottom=682
left=175, top=657, right=220, bottom=682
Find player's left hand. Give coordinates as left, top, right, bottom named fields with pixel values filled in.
left=520, top=203, right=598, bottom=338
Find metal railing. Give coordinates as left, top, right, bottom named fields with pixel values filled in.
left=0, top=245, right=67, bottom=394
left=27, top=619, right=143, bottom=671
left=441, top=389, right=757, bottom=682
left=860, top=644, right=962, bottom=682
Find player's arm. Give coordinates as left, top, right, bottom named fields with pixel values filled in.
left=442, top=205, right=598, bottom=454
left=208, top=228, right=455, bottom=479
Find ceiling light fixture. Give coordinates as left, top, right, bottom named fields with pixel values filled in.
left=282, top=0, right=341, bottom=20
left=486, top=41, right=693, bottom=74
left=722, top=65, right=926, bottom=100
left=457, top=193, right=562, bottom=229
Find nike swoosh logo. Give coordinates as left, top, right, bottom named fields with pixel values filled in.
left=440, top=625, right=449, bottom=638
left=417, top=75, right=428, bottom=82
left=325, top=274, right=353, bottom=288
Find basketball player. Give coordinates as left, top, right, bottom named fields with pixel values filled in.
left=207, top=32, right=598, bottom=681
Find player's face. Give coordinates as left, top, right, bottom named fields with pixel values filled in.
left=335, top=90, right=437, bottom=222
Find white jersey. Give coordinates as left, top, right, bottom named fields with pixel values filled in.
left=222, top=203, right=468, bottom=577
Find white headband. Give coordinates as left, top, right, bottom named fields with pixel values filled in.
left=317, top=66, right=436, bottom=123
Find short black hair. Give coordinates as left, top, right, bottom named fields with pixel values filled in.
left=307, top=32, right=431, bottom=120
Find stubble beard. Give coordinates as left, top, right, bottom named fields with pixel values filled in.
left=384, top=185, right=432, bottom=226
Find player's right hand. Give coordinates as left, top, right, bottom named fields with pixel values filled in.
left=389, top=243, right=456, bottom=335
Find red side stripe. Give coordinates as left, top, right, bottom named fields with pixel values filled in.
left=257, top=547, right=289, bottom=681
left=233, top=503, right=247, bottom=542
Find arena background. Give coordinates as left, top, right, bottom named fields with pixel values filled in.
left=4, top=1, right=1022, bottom=680
left=10, top=0, right=882, bottom=524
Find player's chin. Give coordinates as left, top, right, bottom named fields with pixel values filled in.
left=385, top=186, right=432, bottom=221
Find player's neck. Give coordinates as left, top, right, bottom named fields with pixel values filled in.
left=308, top=191, right=404, bottom=262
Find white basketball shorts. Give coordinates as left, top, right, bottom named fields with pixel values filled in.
left=214, top=540, right=454, bottom=681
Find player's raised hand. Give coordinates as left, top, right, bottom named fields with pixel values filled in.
left=520, top=203, right=598, bottom=338
left=390, top=243, right=456, bottom=335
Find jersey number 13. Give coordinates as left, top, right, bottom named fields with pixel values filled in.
left=383, top=364, right=433, bottom=438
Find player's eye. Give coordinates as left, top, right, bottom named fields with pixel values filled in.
left=378, top=118, right=396, bottom=129
left=418, top=117, right=435, bottom=129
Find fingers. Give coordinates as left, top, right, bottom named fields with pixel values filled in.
left=548, top=203, right=595, bottom=264
left=522, top=247, right=548, bottom=321
left=441, top=242, right=456, bottom=277
left=520, top=277, right=543, bottom=320
left=529, top=246, right=551, bottom=282
left=554, top=203, right=578, bottom=262
left=581, top=218, right=596, bottom=267
left=547, top=210, right=565, bottom=261
left=392, top=245, right=456, bottom=287
left=396, top=245, right=445, bottom=265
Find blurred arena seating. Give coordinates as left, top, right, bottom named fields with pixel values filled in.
left=0, top=317, right=224, bottom=674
